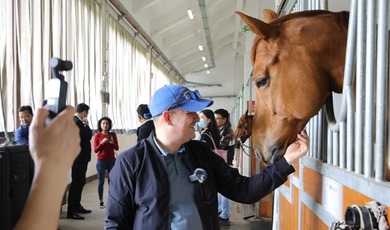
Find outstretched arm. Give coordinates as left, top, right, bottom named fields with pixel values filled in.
left=14, top=107, right=80, bottom=230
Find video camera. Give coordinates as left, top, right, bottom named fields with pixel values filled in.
left=43, top=57, right=72, bottom=123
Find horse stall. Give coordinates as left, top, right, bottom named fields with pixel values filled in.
left=234, top=0, right=390, bottom=229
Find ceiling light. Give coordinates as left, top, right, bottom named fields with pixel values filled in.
left=204, top=64, right=208, bottom=68
left=206, top=71, right=210, bottom=74
left=198, top=45, right=203, bottom=51
left=187, top=10, right=194, bottom=20
left=202, top=56, right=206, bottom=61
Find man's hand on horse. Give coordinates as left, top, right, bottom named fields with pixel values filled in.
left=284, top=130, right=310, bottom=165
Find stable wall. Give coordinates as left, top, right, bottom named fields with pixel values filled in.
left=275, top=157, right=390, bottom=230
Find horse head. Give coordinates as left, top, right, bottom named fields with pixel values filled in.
left=234, top=109, right=253, bottom=148
left=236, top=10, right=349, bottom=164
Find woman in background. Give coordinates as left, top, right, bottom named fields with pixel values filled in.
left=198, top=109, right=221, bottom=150
left=199, top=109, right=231, bottom=226
left=93, top=116, right=119, bottom=209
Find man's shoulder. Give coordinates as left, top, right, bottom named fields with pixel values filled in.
left=140, top=120, right=155, bottom=129
left=15, top=125, right=28, bottom=133
left=186, top=139, right=211, bottom=151
left=118, top=139, right=156, bottom=160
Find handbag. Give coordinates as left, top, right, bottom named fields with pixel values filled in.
left=203, top=132, right=228, bottom=163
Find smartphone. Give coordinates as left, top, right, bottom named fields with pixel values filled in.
left=43, top=57, right=72, bottom=124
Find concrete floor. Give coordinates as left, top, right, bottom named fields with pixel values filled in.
left=58, top=179, right=253, bottom=230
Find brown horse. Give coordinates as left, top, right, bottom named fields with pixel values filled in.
left=236, top=10, right=349, bottom=164
left=234, top=109, right=253, bottom=148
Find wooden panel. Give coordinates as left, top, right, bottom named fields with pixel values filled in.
left=303, top=167, right=322, bottom=204
left=293, top=160, right=300, bottom=177
left=279, top=186, right=299, bottom=230
left=301, top=203, right=328, bottom=230
left=258, top=192, right=274, bottom=217
left=256, top=154, right=275, bottom=217
left=283, top=175, right=291, bottom=187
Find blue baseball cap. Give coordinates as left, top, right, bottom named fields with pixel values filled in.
left=149, top=85, right=213, bottom=117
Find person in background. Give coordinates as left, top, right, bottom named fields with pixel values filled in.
left=15, top=105, right=34, bottom=145
left=67, top=103, right=93, bottom=220
left=93, top=116, right=119, bottom=209
left=136, top=104, right=155, bottom=141
left=214, top=109, right=235, bottom=165
left=15, top=105, right=35, bottom=185
left=105, top=85, right=310, bottom=229
left=214, top=108, right=235, bottom=226
left=14, top=106, right=80, bottom=230
left=198, top=109, right=221, bottom=150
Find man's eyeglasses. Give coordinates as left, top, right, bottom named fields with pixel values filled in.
left=168, top=90, right=202, bottom=110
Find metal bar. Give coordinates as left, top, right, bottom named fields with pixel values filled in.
left=313, top=115, right=318, bottom=159
left=317, top=111, right=323, bottom=160
left=327, top=128, right=332, bottom=164
left=354, top=0, right=366, bottom=175
left=341, top=0, right=357, bottom=121
left=333, top=131, right=339, bottom=166
left=375, top=0, right=389, bottom=181
left=363, top=0, right=376, bottom=177
left=347, top=88, right=355, bottom=171
left=340, top=122, right=346, bottom=169
left=337, top=0, right=358, bottom=172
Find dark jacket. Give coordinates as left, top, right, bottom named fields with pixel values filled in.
left=136, top=120, right=155, bottom=142
left=73, top=116, right=92, bottom=162
left=105, top=134, right=294, bottom=230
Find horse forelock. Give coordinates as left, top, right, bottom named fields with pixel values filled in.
left=251, top=37, right=261, bottom=65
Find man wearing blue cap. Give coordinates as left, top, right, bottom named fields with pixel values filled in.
left=105, top=85, right=310, bottom=230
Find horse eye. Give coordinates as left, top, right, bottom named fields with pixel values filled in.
left=255, top=77, right=269, bottom=88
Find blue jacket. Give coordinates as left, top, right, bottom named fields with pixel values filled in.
left=15, top=125, right=29, bottom=145
left=105, top=133, right=294, bottom=229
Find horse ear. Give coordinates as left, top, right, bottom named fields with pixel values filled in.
left=235, top=11, right=277, bottom=39
left=263, top=9, right=278, bottom=23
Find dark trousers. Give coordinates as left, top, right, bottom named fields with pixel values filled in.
left=67, top=158, right=88, bottom=213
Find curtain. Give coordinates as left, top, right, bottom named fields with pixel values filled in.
left=0, top=0, right=176, bottom=134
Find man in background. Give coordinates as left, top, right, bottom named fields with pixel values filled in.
left=67, top=103, right=93, bottom=220
left=214, top=108, right=235, bottom=225
left=15, top=105, right=34, bottom=145
left=15, top=105, right=35, bottom=184
left=136, top=104, right=154, bottom=142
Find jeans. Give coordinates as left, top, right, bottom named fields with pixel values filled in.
left=96, top=160, right=116, bottom=201
left=218, top=193, right=231, bottom=219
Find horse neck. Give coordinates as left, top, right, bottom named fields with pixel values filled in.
left=328, top=56, right=345, bottom=94
left=326, top=13, right=349, bottom=94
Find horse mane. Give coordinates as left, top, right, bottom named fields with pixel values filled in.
left=268, top=10, right=349, bottom=25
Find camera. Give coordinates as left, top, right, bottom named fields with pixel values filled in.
left=43, top=57, right=72, bottom=124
